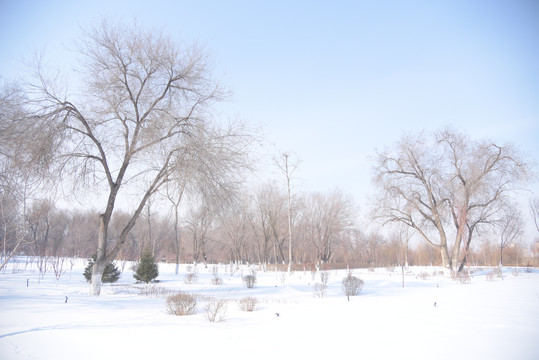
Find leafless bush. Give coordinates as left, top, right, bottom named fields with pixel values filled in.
left=184, top=272, right=198, bottom=284
left=139, top=285, right=173, bottom=297
left=239, top=297, right=258, bottom=312
left=184, top=267, right=199, bottom=284
left=243, top=275, right=256, bottom=288
left=368, top=267, right=375, bottom=272
left=417, top=271, right=429, bottom=280
left=486, top=271, right=496, bottom=281
left=313, top=282, right=327, bottom=298
left=36, top=256, right=49, bottom=283
left=342, top=272, right=364, bottom=297
left=525, top=264, right=535, bottom=273
left=243, top=268, right=257, bottom=288
left=211, top=266, right=223, bottom=285
left=50, top=257, right=67, bottom=284
left=166, top=292, right=197, bottom=316
left=206, top=297, right=228, bottom=322
left=450, top=270, right=471, bottom=283
left=319, top=271, right=330, bottom=285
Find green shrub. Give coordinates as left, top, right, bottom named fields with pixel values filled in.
left=133, top=249, right=159, bottom=283
left=83, top=256, right=121, bottom=283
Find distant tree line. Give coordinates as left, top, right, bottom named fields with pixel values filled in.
left=1, top=183, right=536, bottom=270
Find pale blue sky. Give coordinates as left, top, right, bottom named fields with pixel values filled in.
left=1, top=1, right=538, bottom=217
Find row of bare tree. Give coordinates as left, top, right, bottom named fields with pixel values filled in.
left=2, top=182, right=537, bottom=271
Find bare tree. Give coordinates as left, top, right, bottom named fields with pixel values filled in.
left=219, top=197, right=251, bottom=265
left=0, top=81, right=38, bottom=270
left=252, top=183, right=288, bottom=267
left=9, top=20, right=252, bottom=295
left=186, top=199, right=217, bottom=267
left=274, top=153, right=299, bottom=273
left=251, top=184, right=279, bottom=269
left=498, top=202, right=523, bottom=268
left=300, top=190, right=356, bottom=267
left=162, top=116, right=254, bottom=271
left=373, top=128, right=528, bottom=272
left=165, top=181, right=186, bottom=274
left=0, top=190, right=29, bottom=271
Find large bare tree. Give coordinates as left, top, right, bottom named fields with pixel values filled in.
left=373, top=128, right=528, bottom=272
left=9, top=20, right=251, bottom=294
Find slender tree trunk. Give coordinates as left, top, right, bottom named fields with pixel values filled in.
left=286, top=164, right=293, bottom=274
left=174, top=203, right=180, bottom=275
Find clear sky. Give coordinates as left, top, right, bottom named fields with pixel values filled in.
left=1, top=0, right=538, bottom=228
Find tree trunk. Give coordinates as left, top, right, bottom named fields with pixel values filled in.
left=439, top=244, right=451, bottom=270
left=90, top=261, right=106, bottom=295
left=90, top=214, right=109, bottom=296
left=174, top=204, right=180, bottom=275
left=451, top=241, right=461, bottom=271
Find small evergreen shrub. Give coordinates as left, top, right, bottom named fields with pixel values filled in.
left=133, top=249, right=159, bottom=283
left=166, top=292, right=197, bottom=316
left=83, top=256, right=121, bottom=283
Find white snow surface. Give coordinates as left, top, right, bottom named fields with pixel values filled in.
left=1, top=259, right=538, bottom=359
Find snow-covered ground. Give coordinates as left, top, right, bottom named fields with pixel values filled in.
left=1, top=258, right=538, bottom=359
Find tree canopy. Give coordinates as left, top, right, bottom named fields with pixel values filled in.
left=373, top=128, right=528, bottom=272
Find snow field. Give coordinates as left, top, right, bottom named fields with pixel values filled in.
left=1, top=259, right=538, bottom=359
